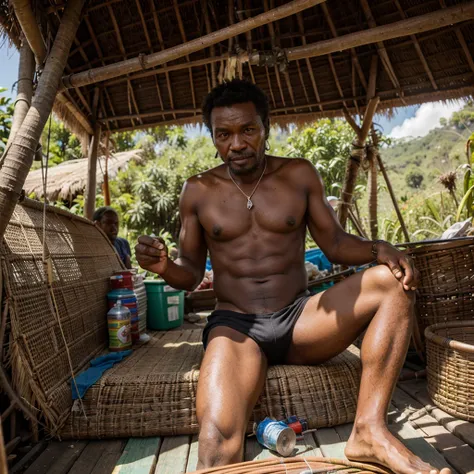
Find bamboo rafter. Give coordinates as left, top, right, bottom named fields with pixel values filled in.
left=150, top=0, right=177, bottom=120
left=439, top=0, right=474, bottom=76
left=61, top=0, right=327, bottom=89
left=321, top=3, right=366, bottom=112
left=296, top=12, right=323, bottom=112
left=107, top=4, right=142, bottom=126
left=174, top=0, right=198, bottom=115
left=393, top=0, right=438, bottom=90
left=358, top=0, right=403, bottom=100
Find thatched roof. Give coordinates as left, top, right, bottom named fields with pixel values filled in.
left=24, top=149, right=143, bottom=201
left=2, top=0, right=474, bottom=134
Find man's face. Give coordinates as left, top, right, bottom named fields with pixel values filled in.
left=211, top=102, right=267, bottom=175
left=97, top=211, right=119, bottom=242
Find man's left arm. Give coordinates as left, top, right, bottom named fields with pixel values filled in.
left=301, top=160, right=419, bottom=291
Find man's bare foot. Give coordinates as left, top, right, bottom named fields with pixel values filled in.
left=345, top=422, right=452, bottom=474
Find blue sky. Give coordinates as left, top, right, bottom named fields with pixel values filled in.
left=1, top=43, right=465, bottom=139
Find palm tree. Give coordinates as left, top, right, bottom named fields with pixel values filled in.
left=0, top=0, right=86, bottom=239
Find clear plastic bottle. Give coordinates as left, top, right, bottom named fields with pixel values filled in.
left=107, top=300, right=132, bottom=352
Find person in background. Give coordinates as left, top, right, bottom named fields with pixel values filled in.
left=93, top=206, right=132, bottom=269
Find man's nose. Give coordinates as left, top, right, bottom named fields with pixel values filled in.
left=229, top=134, right=247, bottom=151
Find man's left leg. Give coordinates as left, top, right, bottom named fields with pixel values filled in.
left=287, top=264, right=450, bottom=474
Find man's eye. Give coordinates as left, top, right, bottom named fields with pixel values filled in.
left=218, top=132, right=229, bottom=138
left=245, top=128, right=255, bottom=133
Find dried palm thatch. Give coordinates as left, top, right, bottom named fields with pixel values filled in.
left=23, top=149, right=143, bottom=201
left=1, top=0, right=474, bottom=134
left=0, top=198, right=124, bottom=435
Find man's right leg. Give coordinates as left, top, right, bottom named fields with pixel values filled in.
left=196, top=326, right=267, bottom=468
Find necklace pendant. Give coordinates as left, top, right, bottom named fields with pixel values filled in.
left=247, top=199, right=253, bottom=210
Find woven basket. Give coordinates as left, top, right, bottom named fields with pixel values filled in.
left=189, top=456, right=390, bottom=474
left=425, top=321, right=474, bottom=421
left=401, top=237, right=474, bottom=344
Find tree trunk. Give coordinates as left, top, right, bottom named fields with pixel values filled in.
left=0, top=0, right=86, bottom=239
left=5, top=37, right=35, bottom=148
left=367, top=144, right=378, bottom=239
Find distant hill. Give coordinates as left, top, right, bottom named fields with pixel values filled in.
left=376, top=104, right=473, bottom=213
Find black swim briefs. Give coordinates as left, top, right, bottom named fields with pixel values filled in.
left=202, top=292, right=311, bottom=365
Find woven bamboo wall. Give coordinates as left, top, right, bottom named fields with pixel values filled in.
left=0, top=199, right=124, bottom=434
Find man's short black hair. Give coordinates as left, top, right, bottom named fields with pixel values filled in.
left=202, top=79, right=270, bottom=137
left=93, top=206, right=118, bottom=222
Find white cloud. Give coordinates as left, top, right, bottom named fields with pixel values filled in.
left=389, top=100, right=466, bottom=139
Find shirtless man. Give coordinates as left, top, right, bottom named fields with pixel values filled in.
left=136, top=80, right=450, bottom=474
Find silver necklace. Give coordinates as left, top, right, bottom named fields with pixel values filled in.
left=227, top=159, right=267, bottom=210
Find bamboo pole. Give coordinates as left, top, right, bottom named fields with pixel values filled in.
left=0, top=422, right=6, bottom=474
left=0, top=0, right=86, bottom=240
left=338, top=97, right=380, bottom=229
left=376, top=153, right=410, bottom=242
left=60, top=1, right=474, bottom=91
left=61, top=0, right=326, bottom=89
left=367, top=144, right=378, bottom=240
left=286, top=2, right=474, bottom=61
left=84, top=123, right=101, bottom=220
left=103, top=134, right=111, bottom=207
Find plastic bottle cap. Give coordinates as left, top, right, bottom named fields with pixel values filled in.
left=116, top=300, right=121, bottom=307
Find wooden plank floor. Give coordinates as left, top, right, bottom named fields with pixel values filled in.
left=16, top=378, right=474, bottom=474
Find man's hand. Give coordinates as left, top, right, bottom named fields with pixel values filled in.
left=375, top=241, right=420, bottom=291
left=135, top=235, right=169, bottom=275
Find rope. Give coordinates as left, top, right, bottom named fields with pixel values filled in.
left=40, top=117, right=88, bottom=421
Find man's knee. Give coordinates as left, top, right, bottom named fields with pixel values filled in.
left=198, top=417, right=243, bottom=467
left=368, top=265, right=414, bottom=301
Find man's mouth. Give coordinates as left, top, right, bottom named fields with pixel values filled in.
left=230, top=155, right=253, bottom=164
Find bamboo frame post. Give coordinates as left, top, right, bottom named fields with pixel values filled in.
left=338, top=96, right=380, bottom=229
left=367, top=142, right=378, bottom=240
left=376, top=153, right=410, bottom=242
left=84, top=123, right=101, bottom=220
left=84, top=88, right=101, bottom=220
left=0, top=0, right=86, bottom=241
left=103, top=134, right=111, bottom=206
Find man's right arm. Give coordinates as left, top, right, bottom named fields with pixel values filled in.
left=135, top=178, right=207, bottom=291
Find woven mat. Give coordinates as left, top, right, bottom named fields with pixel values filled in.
left=0, top=199, right=124, bottom=434
left=60, top=329, right=361, bottom=439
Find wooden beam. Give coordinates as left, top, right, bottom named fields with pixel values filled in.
left=393, top=0, right=437, bottom=90
left=174, top=0, right=197, bottom=112
left=286, top=2, right=474, bottom=61
left=108, top=4, right=142, bottom=126
left=150, top=0, right=177, bottom=120
left=321, top=2, right=367, bottom=97
left=359, top=0, right=402, bottom=94
left=202, top=0, right=217, bottom=88
left=84, top=123, right=101, bottom=220
left=62, top=0, right=326, bottom=88
left=296, top=12, right=323, bottom=111
left=103, top=108, right=200, bottom=122
left=367, top=55, right=378, bottom=100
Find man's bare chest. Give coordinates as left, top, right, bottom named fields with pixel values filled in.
left=197, top=181, right=307, bottom=242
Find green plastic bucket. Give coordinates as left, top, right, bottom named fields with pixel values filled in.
left=143, top=280, right=185, bottom=330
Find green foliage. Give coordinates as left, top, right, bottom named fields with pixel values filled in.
left=405, top=168, right=424, bottom=189
left=41, top=116, right=82, bottom=165
left=286, top=119, right=354, bottom=195
left=0, top=87, right=13, bottom=150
